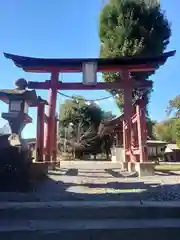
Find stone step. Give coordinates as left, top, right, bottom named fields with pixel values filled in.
left=1, top=201, right=180, bottom=220
left=0, top=219, right=180, bottom=239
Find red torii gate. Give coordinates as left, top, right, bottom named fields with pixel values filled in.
left=4, top=51, right=175, bottom=168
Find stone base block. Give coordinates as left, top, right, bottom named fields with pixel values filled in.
left=121, top=162, right=128, bottom=170
left=48, top=162, right=57, bottom=170
left=128, top=162, right=136, bottom=173
left=29, top=162, right=48, bottom=182
left=135, top=162, right=155, bottom=177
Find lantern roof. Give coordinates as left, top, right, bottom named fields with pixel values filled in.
left=0, top=88, right=37, bottom=105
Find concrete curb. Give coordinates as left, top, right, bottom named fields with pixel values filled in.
left=0, top=201, right=180, bottom=209
left=0, top=219, right=180, bottom=232
left=1, top=200, right=180, bottom=221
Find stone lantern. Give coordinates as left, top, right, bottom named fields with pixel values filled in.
left=0, top=78, right=38, bottom=148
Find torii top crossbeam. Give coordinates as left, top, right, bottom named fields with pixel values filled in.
left=4, top=51, right=175, bottom=73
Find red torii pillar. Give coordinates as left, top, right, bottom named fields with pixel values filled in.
left=52, top=115, right=58, bottom=166
left=36, top=102, right=45, bottom=162
left=136, top=99, right=148, bottom=162
left=35, top=96, right=49, bottom=162
left=45, top=72, right=59, bottom=163
left=122, top=71, right=136, bottom=168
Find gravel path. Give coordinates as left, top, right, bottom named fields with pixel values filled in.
left=35, top=161, right=180, bottom=201
left=1, top=161, right=180, bottom=202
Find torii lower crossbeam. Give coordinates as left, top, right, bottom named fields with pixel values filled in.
left=28, top=80, right=152, bottom=90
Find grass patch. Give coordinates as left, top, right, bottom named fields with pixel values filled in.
left=155, top=164, right=180, bottom=172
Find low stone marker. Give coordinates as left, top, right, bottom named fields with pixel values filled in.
left=135, top=162, right=155, bottom=177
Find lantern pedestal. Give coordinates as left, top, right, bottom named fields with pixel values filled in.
left=2, top=112, right=32, bottom=133
left=2, top=112, right=32, bottom=149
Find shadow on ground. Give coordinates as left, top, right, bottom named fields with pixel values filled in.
left=1, top=166, right=180, bottom=202
left=50, top=167, right=137, bottom=178
left=34, top=177, right=180, bottom=202
left=155, top=170, right=180, bottom=176
left=30, top=167, right=180, bottom=202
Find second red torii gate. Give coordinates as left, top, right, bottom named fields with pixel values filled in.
left=4, top=51, right=175, bottom=166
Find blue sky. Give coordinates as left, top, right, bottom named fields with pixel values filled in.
left=0, top=0, right=179, bottom=138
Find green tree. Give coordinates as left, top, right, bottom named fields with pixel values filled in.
left=99, top=0, right=171, bottom=110
left=167, top=95, right=180, bottom=118
left=153, top=118, right=177, bottom=143
left=103, top=111, right=116, bottom=120
left=59, top=97, right=104, bottom=141
left=166, top=95, right=180, bottom=148
left=58, top=97, right=116, bottom=155
left=176, top=119, right=180, bottom=148
left=131, top=0, right=160, bottom=6
left=146, top=117, right=156, bottom=139
left=59, top=96, right=85, bottom=125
